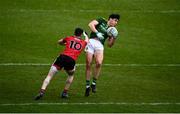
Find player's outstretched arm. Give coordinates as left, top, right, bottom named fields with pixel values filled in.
left=83, top=31, right=89, bottom=43
left=58, top=39, right=66, bottom=45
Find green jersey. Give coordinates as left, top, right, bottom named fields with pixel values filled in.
left=90, top=17, right=109, bottom=45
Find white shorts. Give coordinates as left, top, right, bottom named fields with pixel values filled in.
left=85, top=39, right=104, bottom=54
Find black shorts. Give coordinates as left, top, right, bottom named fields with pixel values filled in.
left=53, top=54, right=75, bottom=70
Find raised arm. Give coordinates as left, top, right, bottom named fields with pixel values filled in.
left=88, top=20, right=99, bottom=33
left=83, top=31, right=89, bottom=43
left=88, top=20, right=104, bottom=39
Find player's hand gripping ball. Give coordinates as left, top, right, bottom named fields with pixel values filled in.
left=107, top=27, right=118, bottom=38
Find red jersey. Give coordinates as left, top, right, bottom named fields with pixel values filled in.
left=61, top=36, right=87, bottom=60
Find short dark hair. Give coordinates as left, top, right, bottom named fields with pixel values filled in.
left=74, top=28, right=83, bottom=36
left=109, top=14, right=120, bottom=20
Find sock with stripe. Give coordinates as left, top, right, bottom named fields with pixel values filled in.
left=92, top=77, right=97, bottom=85
left=86, top=80, right=90, bottom=88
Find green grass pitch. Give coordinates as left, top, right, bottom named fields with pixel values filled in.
left=0, top=0, right=180, bottom=113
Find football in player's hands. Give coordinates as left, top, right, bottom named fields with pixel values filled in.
left=107, top=27, right=118, bottom=38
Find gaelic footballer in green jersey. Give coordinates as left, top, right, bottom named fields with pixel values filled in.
left=89, top=17, right=109, bottom=45
left=85, top=14, right=120, bottom=97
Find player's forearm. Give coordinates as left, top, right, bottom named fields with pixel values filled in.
left=107, top=37, right=115, bottom=47
left=89, top=24, right=97, bottom=33
left=84, top=35, right=89, bottom=43
left=83, top=32, right=89, bottom=42
left=58, top=39, right=65, bottom=45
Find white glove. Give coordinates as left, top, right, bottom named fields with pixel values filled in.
left=96, top=32, right=104, bottom=40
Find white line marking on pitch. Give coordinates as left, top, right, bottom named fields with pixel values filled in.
left=1, top=102, right=180, bottom=106
left=0, top=63, right=180, bottom=67
left=6, top=9, right=180, bottom=13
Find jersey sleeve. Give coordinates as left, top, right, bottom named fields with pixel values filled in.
left=96, top=17, right=106, bottom=24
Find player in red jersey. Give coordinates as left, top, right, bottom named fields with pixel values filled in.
left=35, top=28, right=88, bottom=100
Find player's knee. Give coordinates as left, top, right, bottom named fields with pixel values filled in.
left=86, top=62, right=91, bottom=68
left=51, top=66, right=58, bottom=72
left=96, top=62, right=102, bottom=68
